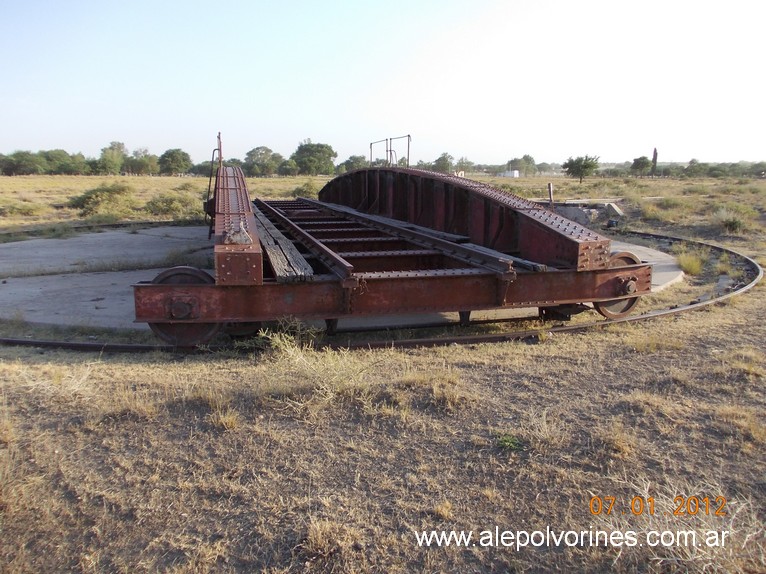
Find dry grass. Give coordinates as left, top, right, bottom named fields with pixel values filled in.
left=676, top=250, right=705, bottom=275
left=0, top=174, right=332, bottom=237
left=0, top=174, right=764, bottom=572
left=590, top=476, right=765, bottom=574
left=0, top=289, right=764, bottom=572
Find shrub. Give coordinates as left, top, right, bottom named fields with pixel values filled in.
left=68, top=182, right=137, bottom=217
left=144, top=191, right=202, bottom=220
left=173, top=181, right=200, bottom=192
left=656, top=197, right=684, bottom=209
left=714, top=208, right=745, bottom=233
left=291, top=181, right=318, bottom=198
left=0, top=201, right=47, bottom=217
left=682, top=184, right=708, bottom=195
left=676, top=251, right=705, bottom=275
left=712, top=203, right=757, bottom=234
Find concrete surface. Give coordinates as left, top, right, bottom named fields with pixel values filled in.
left=0, top=226, right=211, bottom=277
left=0, top=226, right=683, bottom=332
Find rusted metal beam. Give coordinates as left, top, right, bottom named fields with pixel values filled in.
left=318, top=168, right=611, bottom=270
left=212, top=166, right=263, bottom=285
left=134, top=262, right=650, bottom=324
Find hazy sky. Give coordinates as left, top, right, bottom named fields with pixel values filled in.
left=1, top=0, right=763, bottom=165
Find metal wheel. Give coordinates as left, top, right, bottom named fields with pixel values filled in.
left=224, top=322, right=263, bottom=339
left=148, top=266, right=222, bottom=346
left=593, top=252, right=642, bottom=319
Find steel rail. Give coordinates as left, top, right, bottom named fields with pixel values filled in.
left=253, top=198, right=358, bottom=287
left=0, top=232, right=761, bottom=354
left=300, top=198, right=517, bottom=278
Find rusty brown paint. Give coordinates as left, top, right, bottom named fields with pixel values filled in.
left=135, top=167, right=652, bottom=340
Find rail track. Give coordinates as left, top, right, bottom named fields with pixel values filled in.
left=0, top=230, right=761, bottom=355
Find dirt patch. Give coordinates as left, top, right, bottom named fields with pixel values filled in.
left=1, top=276, right=764, bottom=572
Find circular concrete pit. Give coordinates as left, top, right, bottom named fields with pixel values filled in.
left=0, top=226, right=683, bottom=332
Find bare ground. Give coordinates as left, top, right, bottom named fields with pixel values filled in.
left=1, top=270, right=764, bottom=573
left=1, top=175, right=765, bottom=572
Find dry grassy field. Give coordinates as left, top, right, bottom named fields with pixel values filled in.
left=1, top=174, right=765, bottom=573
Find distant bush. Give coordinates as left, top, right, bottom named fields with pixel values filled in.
left=682, top=184, right=709, bottom=195
left=0, top=201, right=47, bottom=217
left=173, top=181, right=202, bottom=193
left=639, top=200, right=676, bottom=223
left=656, top=197, right=685, bottom=209
left=713, top=206, right=754, bottom=234
left=291, top=181, right=318, bottom=199
left=144, top=191, right=202, bottom=220
left=68, top=182, right=137, bottom=217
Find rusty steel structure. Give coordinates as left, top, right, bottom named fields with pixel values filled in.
left=134, top=153, right=653, bottom=346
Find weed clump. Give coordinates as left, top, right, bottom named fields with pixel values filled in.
left=676, top=251, right=705, bottom=275
left=68, top=182, right=137, bottom=217
left=712, top=203, right=757, bottom=234
left=292, top=180, right=318, bottom=198
left=497, top=433, right=524, bottom=451
left=0, top=201, right=47, bottom=217
left=144, top=191, right=202, bottom=220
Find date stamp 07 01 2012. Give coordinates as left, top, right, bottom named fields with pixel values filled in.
left=589, top=496, right=727, bottom=517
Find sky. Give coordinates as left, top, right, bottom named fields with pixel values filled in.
left=1, top=0, right=763, bottom=166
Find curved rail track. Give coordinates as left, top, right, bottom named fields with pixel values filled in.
left=0, top=230, right=761, bottom=355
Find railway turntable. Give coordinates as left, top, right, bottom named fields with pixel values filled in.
left=134, top=163, right=652, bottom=346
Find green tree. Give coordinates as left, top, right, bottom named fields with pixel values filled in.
left=562, top=155, right=600, bottom=183
left=159, top=149, right=193, bottom=175
left=507, top=158, right=523, bottom=172
left=244, top=146, right=282, bottom=177
left=190, top=161, right=213, bottom=176
left=631, top=156, right=652, bottom=177
left=2, top=151, right=47, bottom=175
left=41, top=149, right=72, bottom=174
left=337, top=155, right=367, bottom=174
left=659, top=164, right=683, bottom=177
left=521, top=154, right=536, bottom=176
left=278, top=159, right=299, bottom=176
left=124, top=148, right=159, bottom=175
left=748, top=162, right=766, bottom=178
left=536, top=162, right=552, bottom=174
left=64, top=153, right=91, bottom=175
left=432, top=152, right=454, bottom=174
left=455, top=157, right=474, bottom=173
left=684, top=159, right=707, bottom=178
left=291, top=140, right=337, bottom=175
left=99, top=141, right=127, bottom=174
left=507, top=155, right=536, bottom=176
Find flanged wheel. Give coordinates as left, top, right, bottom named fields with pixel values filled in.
left=593, top=251, right=642, bottom=319
left=148, top=266, right=222, bottom=346
left=224, top=322, right=263, bottom=339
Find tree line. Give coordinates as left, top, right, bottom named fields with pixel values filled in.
left=2, top=141, right=764, bottom=181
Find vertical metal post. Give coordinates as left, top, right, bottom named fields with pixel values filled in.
left=407, top=134, right=411, bottom=167
left=389, top=134, right=412, bottom=168
left=217, top=132, right=224, bottom=170
left=548, top=183, right=554, bottom=209
left=369, top=139, right=387, bottom=167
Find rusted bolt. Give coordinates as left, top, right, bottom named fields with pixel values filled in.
left=622, top=279, right=637, bottom=295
